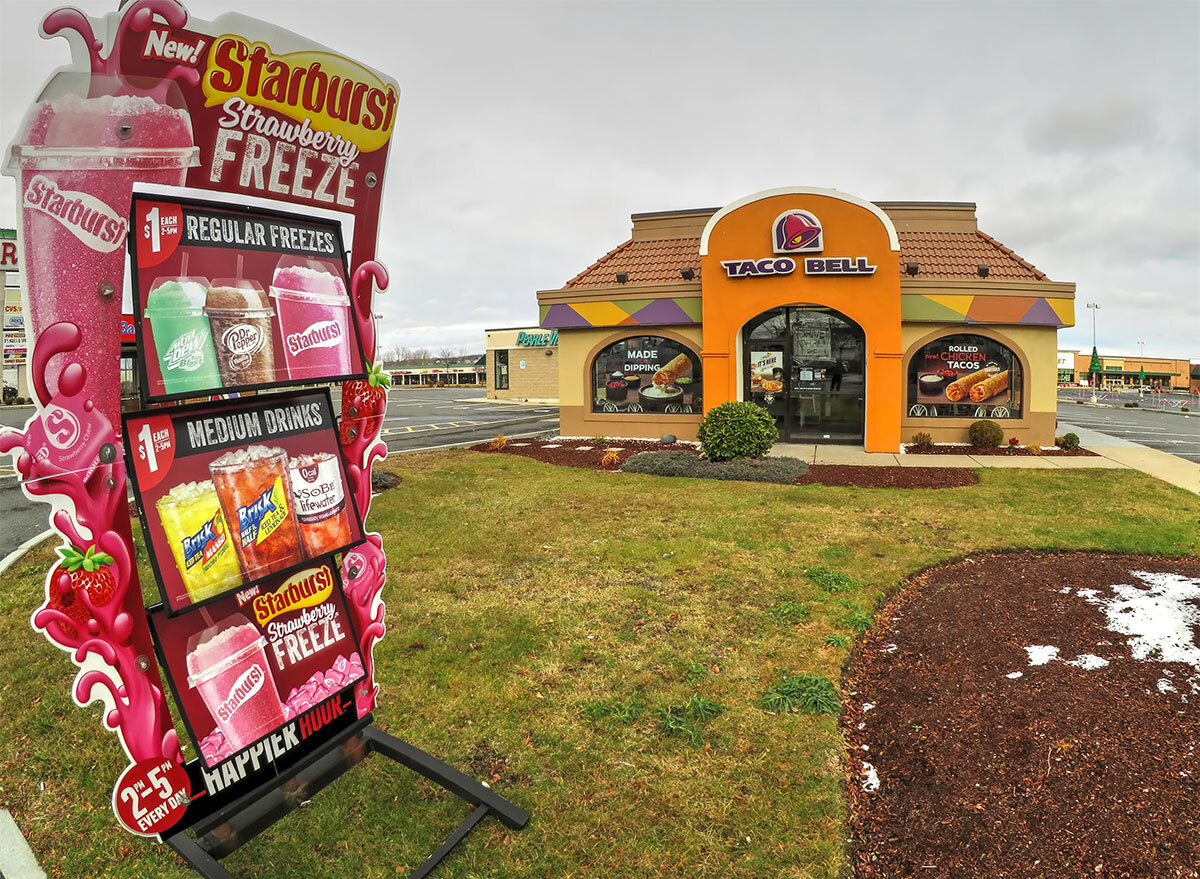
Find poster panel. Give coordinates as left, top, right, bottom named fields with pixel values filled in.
left=590, top=335, right=702, bottom=414
left=147, top=560, right=365, bottom=769
left=130, top=191, right=367, bottom=402
left=908, top=333, right=1022, bottom=417
left=124, top=389, right=364, bottom=614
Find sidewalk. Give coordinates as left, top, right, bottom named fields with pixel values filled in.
left=769, top=423, right=1200, bottom=495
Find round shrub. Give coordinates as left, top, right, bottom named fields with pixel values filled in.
left=968, top=419, right=1004, bottom=448
left=1059, top=432, right=1080, bottom=450
left=696, top=401, right=778, bottom=461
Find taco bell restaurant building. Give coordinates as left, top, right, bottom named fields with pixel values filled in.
left=536, top=187, right=1076, bottom=452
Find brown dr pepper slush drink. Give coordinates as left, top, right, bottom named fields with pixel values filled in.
left=209, top=445, right=302, bottom=579
left=205, top=279, right=275, bottom=388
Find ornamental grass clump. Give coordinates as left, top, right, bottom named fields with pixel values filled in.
left=760, top=673, right=840, bottom=715
left=696, top=401, right=778, bottom=461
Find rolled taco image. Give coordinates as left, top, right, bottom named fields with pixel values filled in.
left=653, top=353, right=691, bottom=387
left=969, top=369, right=1009, bottom=403
left=944, top=366, right=998, bottom=402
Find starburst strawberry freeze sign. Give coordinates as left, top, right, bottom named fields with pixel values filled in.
left=0, top=0, right=395, bottom=848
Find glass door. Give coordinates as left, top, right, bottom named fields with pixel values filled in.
left=743, top=306, right=866, bottom=443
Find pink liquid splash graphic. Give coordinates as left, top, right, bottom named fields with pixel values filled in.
left=339, top=261, right=390, bottom=718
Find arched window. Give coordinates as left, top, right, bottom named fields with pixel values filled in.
left=906, top=334, right=1023, bottom=419
left=591, top=336, right=702, bottom=414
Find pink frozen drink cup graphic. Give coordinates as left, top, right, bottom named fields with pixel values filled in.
left=270, top=257, right=355, bottom=381
left=4, top=74, right=197, bottom=430
left=186, top=612, right=286, bottom=758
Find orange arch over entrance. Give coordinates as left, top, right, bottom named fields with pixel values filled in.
left=699, top=188, right=903, bottom=452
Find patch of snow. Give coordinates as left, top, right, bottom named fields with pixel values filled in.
left=857, top=721, right=866, bottom=730
left=862, top=703, right=875, bottom=712
left=1059, top=587, right=1072, bottom=594
left=861, top=762, right=880, bottom=793
left=1076, top=588, right=1100, bottom=599
left=1065, top=654, right=1110, bottom=670
left=1080, top=572, right=1200, bottom=668
left=541, top=443, right=561, bottom=448
left=1158, top=679, right=1178, bottom=694
left=1006, top=671, right=1023, bottom=679
left=575, top=445, right=593, bottom=451
left=1025, top=645, right=1060, bottom=666
left=861, top=744, right=869, bottom=751
left=880, top=643, right=898, bottom=654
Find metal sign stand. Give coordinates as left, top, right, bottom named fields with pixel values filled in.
left=165, top=718, right=530, bottom=879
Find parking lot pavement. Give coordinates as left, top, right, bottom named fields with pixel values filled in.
left=1056, top=400, right=1200, bottom=464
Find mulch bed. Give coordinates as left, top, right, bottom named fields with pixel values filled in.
left=906, top=444, right=1098, bottom=457
left=796, top=465, right=978, bottom=489
left=471, top=439, right=979, bottom=488
left=844, top=551, right=1200, bottom=879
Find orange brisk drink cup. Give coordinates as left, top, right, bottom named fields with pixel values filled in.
left=155, top=480, right=242, bottom=603
left=209, top=445, right=303, bottom=579
left=287, top=452, right=352, bottom=557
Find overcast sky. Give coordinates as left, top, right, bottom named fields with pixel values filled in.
left=1, top=0, right=1197, bottom=361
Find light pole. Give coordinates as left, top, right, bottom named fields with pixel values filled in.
left=1138, top=340, right=1145, bottom=392
left=1087, top=302, right=1101, bottom=401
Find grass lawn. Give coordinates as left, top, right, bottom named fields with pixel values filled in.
left=0, top=450, right=1195, bottom=878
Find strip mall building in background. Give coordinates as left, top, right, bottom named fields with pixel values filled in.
left=537, top=188, right=1076, bottom=451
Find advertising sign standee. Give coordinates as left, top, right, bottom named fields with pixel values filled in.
left=0, top=2, right=528, bottom=876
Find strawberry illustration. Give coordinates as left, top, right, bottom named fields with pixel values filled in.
left=45, top=545, right=117, bottom=639
left=340, top=362, right=391, bottom=444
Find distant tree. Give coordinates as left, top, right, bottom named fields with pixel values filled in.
left=437, top=346, right=457, bottom=363
left=409, top=347, right=431, bottom=363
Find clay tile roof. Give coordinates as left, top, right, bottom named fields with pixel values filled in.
left=559, top=229, right=1048, bottom=289
left=564, top=237, right=702, bottom=288
left=897, top=231, right=1047, bottom=280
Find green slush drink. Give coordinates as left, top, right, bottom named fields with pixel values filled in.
left=146, top=276, right=222, bottom=395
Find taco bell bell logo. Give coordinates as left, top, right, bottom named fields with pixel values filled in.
left=773, top=210, right=823, bottom=254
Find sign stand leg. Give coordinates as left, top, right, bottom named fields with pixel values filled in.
left=164, top=723, right=529, bottom=879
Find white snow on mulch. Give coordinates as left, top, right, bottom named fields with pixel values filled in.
left=880, top=643, right=898, bottom=654
left=1158, top=679, right=1178, bottom=694
left=861, top=762, right=881, bottom=792
left=1064, top=654, right=1110, bottom=670
left=1006, top=671, right=1023, bottom=679
left=862, top=703, right=875, bottom=712
left=1025, top=645, right=1060, bottom=665
left=1079, top=572, right=1200, bottom=668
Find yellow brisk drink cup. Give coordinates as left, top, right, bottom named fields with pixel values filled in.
left=156, top=480, right=243, bottom=603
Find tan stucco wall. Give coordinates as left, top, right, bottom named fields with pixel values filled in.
left=900, top=322, right=1061, bottom=445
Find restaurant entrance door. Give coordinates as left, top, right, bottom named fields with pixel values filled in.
left=742, top=306, right=865, bottom=443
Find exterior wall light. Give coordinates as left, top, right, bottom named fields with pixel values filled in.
left=905, top=262, right=919, bottom=276
left=616, top=271, right=629, bottom=284
left=977, top=264, right=989, bottom=277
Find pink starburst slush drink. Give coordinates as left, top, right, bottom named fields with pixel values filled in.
left=270, top=258, right=355, bottom=381
left=187, top=612, right=286, bottom=759
left=4, top=77, right=197, bottom=430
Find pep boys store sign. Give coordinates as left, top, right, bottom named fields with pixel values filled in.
left=720, top=209, right=877, bottom=278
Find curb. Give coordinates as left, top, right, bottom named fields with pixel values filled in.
left=0, top=528, right=54, bottom=580
left=384, top=413, right=557, bottom=443
left=0, top=809, right=45, bottom=879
